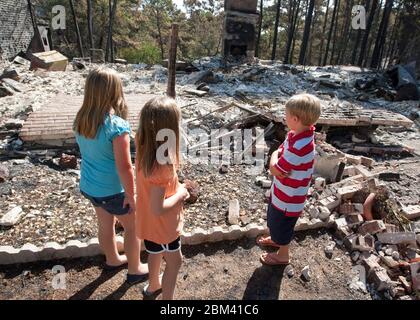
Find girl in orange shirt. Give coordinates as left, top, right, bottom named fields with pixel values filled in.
left=135, top=97, right=189, bottom=300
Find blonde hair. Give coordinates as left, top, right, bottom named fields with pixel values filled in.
left=285, top=93, right=321, bottom=126
left=136, top=97, right=181, bottom=177
left=73, top=67, right=128, bottom=138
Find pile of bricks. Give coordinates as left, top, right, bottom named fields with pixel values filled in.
left=278, top=147, right=419, bottom=299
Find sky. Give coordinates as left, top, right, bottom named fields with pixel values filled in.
left=173, top=0, right=186, bottom=12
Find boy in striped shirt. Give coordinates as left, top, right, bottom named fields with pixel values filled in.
left=258, top=94, right=321, bottom=266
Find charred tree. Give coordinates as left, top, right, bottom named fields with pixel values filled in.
left=337, top=0, right=353, bottom=64
left=105, top=0, right=118, bottom=62
left=284, top=0, right=301, bottom=64
left=87, top=0, right=94, bottom=50
left=299, top=0, right=315, bottom=65
left=271, top=0, right=282, bottom=60
left=291, top=0, right=307, bottom=64
left=69, top=0, right=84, bottom=57
left=358, top=0, right=378, bottom=66
left=256, top=0, right=263, bottom=58
left=322, top=0, right=339, bottom=66
left=330, top=0, right=341, bottom=65
left=370, top=0, right=394, bottom=68
left=318, top=0, right=330, bottom=65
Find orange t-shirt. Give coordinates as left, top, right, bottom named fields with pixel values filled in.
left=135, top=163, right=183, bottom=244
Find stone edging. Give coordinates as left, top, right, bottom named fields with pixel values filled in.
left=0, top=217, right=335, bottom=265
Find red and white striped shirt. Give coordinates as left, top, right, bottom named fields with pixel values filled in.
left=270, top=126, right=316, bottom=217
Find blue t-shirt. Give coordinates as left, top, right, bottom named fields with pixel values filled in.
left=75, top=114, right=131, bottom=197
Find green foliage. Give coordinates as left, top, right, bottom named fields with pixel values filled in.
left=118, top=42, right=161, bottom=64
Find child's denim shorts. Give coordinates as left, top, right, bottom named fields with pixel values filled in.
left=81, top=190, right=130, bottom=215
left=267, top=203, right=299, bottom=245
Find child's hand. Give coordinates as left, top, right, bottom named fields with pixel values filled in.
left=275, top=170, right=290, bottom=178
left=123, top=194, right=136, bottom=214
left=178, top=184, right=190, bottom=202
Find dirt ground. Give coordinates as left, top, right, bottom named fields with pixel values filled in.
left=0, top=230, right=370, bottom=300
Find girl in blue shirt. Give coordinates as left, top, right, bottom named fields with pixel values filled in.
left=73, top=67, right=148, bottom=284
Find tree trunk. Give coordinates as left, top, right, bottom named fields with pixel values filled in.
left=105, top=0, right=112, bottom=61
left=384, top=3, right=401, bottom=68
left=337, top=0, right=353, bottom=64
left=322, top=0, right=338, bottom=66
left=271, top=0, right=282, bottom=60
left=318, top=0, right=330, bottom=66
left=256, top=0, right=263, bottom=58
left=156, top=10, right=165, bottom=61
left=364, top=0, right=382, bottom=67
left=330, top=0, right=341, bottom=65
left=87, top=0, right=94, bottom=51
left=307, top=6, right=319, bottom=65
left=370, top=0, right=394, bottom=68
left=69, top=0, right=84, bottom=57
left=358, top=0, right=378, bottom=66
left=290, top=0, right=306, bottom=64
left=284, top=0, right=301, bottom=64
left=105, top=0, right=117, bottom=62
left=167, top=24, right=178, bottom=98
left=299, top=0, right=315, bottom=65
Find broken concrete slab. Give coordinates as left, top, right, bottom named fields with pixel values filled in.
left=339, top=203, right=364, bottom=215
left=29, top=50, right=69, bottom=71
left=0, top=68, right=20, bottom=81
left=184, top=89, right=208, bottom=97
left=354, top=165, right=374, bottom=179
left=368, top=266, right=393, bottom=291
left=228, top=199, right=240, bottom=225
left=361, top=156, right=374, bottom=167
left=401, top=205, right=420, bottom=220
left=186, top=70, right=215, bottom=85
left=337, top=184, right=364, bottom=200
left=0, top=83, right=15, bottom=97
left=377, top=232, right=417, bottom=245
left=319, top=195, right=341, bottom=211
left=380, top=255, right=400, bottom=269
left=2, top=79, right=27, bottom=93
left=334, top=217, right=348, bottom=229
left=358, top=220, right=386, bottom=236
left=346, top=214, right=364, bottom=227
left=314, top=177, right=326, bottom=191
left=318, top=206, right=331, bottom=221
left=0, top=206, right=25, bottom=226
left=346, top=154, right=362, bottom=165
left=353, top=234, right=375, bottom=252
left=336, top=225, right=353, bottom=239
left=13, top=56, right=30, bottom=66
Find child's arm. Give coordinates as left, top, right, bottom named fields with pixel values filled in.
left=269, top=149, right=291, bottom=178
left=113, top=133, right=136, bottom=213
left=150, top=184, right=190, bottom=216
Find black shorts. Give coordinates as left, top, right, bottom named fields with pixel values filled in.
left=144, top=237, right=181, bottom=254
left=267, top=203, right=299, bottom=246
left=81, top=190, right=130, bottom=215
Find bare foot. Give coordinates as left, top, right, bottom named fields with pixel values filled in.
left=260, top=252, right=290, bottom=266
left=147, top=274, right=163, bottom=292
left=106, top=254, right=128, bottom=267
left=135, top=263, right=149, bottom=275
